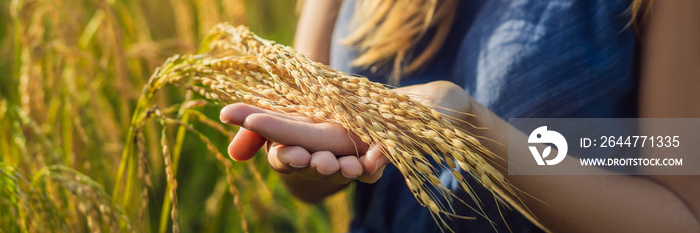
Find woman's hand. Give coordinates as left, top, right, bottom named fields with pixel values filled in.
left=219, top=81, right=476, bottom=201
left=220, top=103, right=389, bottom=184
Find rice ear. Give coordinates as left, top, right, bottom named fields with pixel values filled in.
left=142, top=23, right=545, bottom=233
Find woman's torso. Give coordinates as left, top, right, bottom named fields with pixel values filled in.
left=330, top=0, right=637, bottom=232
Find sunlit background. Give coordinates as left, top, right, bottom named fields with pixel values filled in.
left=0, top=0, right=352, bottom=232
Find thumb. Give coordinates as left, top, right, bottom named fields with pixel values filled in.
left=228, top=128, right=267, bottom=161
left=357, top=145, right=390, bottom=184
left=361, top=144, right=390, bottom=175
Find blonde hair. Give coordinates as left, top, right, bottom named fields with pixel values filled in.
left=344, top=0, right=651, bottom=84
left=342, top=0, right=457, bottom=85
left=630, top=0, right=655, bottom=32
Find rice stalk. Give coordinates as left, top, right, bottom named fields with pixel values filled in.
left=155, top=110, right=180, bottom=233
left=159, top=113, right=250, bottom=233
left=124, top=103, right=254, bottom=232
left=136, top=128, right=152, bottom=224
left=131, top=23, right=545, bottom=232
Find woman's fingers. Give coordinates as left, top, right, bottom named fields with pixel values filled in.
left=268, top=144, right=311, bottom=173
left=360, top=145, right=390, bottom=174
left=228, top=128, right=267, bottom=161
left=358, top=145, right=390, bottom=183
left=297, top=151, right=340, bottom=180
left=244, top=113, right=369, bottom=155
left=221, top=103, right=320, bottom=161
left=220, top=103, right=306, bottom=126
left=270, top=144, right=375, bottom=183
left=221, top=103, right=389, bottom=183
left=328, top=155, right=364, bottom=184
left=230, top=127, right=390, bottom=183
left=220, top=103, right=369, bottom=155
left=338, top=156, right=363, bottom=179
left=310, top=151, right=340, bottom=175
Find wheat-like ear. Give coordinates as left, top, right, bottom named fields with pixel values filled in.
left=142, top=23, right=545, bottom=233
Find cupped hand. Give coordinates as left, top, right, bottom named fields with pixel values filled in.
left=219, top=103, right=389, bottom=184
left=219, top=80, right=474, bottom=184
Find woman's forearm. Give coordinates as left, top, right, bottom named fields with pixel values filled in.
left=639, top=0, right=700, bottom=118
left=464, top=1, right=700, bottom=228
left=467, top=98, right=700, bottom=232
left=637, top=0, right=700, bottom=228
left=293, top=0, right=342, bottom=64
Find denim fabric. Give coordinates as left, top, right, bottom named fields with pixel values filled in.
left=330, top=0, right=637, bottom=232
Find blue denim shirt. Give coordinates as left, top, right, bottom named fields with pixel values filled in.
left=330, top=0, right=637, bottom=232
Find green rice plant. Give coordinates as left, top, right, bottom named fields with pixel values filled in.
left=0, top=162, right=132, bottom=232
left=2, top=0, right=351, bottom=232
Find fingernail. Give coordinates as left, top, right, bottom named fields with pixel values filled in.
left=288, top=163, right=307, bottom=169
left=341, top=171, right=358, bottom=179
left=317, top=168, right=335, bottom=176
left=241, top=118, right=249, bottom=128
left=370, top=159, right=379, bottom=175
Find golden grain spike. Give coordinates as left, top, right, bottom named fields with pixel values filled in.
left=152, top=23, right=542, bottom=232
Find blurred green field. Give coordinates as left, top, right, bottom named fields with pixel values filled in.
left=0, top=0, right=352, bottom=232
